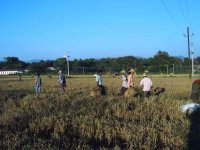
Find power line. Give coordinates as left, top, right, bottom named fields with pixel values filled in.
left=184, top=0, right=196, bottom=42
left=184, top=0, right=192, bottom=28
left=177, top=0, right=194, bottom=40
left=184, top=0, right=196, bottom=67
left=160, top=0, right=184, bottom=35
left=176, top=0, right=187, bottom=26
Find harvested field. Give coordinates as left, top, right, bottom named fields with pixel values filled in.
left=0, top=75, right=199, bottom=149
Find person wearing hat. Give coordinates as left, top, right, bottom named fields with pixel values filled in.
left=128, top=68, right=135, bottom=88
left=119, top=70, right=128, bottom=95
left=96, top=70, right=106, bottom=96
left=140, top=73, right=153, bottom=97
left=58, top=70, right=66, bottom=94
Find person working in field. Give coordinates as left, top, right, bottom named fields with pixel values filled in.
left=191, top=79, right=200, bottom=102
left=35, top=73, right=42, bottom=96
left=96, top=70, right=106, bottom=96
left=128, top=69, right=135, bottom=88
left=140, top=73, right=153, bottom=98
left=119, top=70, right=128, bottom=96
left=58, top=70, right=66, bottom=94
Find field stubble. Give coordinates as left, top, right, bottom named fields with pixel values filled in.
left=0, top=75, right=198, bottom=149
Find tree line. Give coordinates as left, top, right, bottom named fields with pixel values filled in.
left=1, top=50, right=200, bottom=74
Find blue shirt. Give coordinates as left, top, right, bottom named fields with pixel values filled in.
left=59, top=73, right=66, bottom=84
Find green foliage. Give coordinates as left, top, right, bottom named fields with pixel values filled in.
left=53, top=58, right=67, bottom=72
left=1, top=50, right=197, bottom=74
left=27, top=62, right=45, bottom=73
left=0, top=57, right=27, bottom=70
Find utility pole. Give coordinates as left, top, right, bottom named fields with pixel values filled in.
left=184, top=26, right=193, bottom=78
left=191, top=51, right=194, bottom=77
left=83, top=67, right=85, bottom=75
left=63, top=51, right=70, bottom=76
left=191, top=42, right=194, bottom=77
left=187, top=27, right=191, bottom=66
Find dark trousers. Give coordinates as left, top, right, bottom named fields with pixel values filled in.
left=119, top=87, right=128, bottom=96
left=99, top=85, right=106, bottom=96
left=144, top=91, right=151, bottom=97
left=60, top=84, right=65, bottom=94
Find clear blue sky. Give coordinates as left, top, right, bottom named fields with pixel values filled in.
left=0, top=0, right=199, bottom=61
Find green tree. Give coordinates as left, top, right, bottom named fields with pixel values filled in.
left=53, top=58, right=67, bottom=72
left=150, top=51, right=171, bottom=73
left=153, top=51, right=170, bottom=65
left=196, top=56, right=200, bottom=64
left=27, top=62, right=46, bottom=73
left=3, top=57, right=26, bottom=69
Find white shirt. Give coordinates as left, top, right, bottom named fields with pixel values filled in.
left=121, top=74, right=128, bottom=88
left=140, top=77, right=153, bottom=91
left=96, top=75, right=103, bottom=85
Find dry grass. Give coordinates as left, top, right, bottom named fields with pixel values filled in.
left=89, top=86, right=107, bottom=97
left=124, top=88, right=135, bottom=97
left=0, top=75, right=199, bottom=149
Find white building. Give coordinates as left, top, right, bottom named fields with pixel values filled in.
left=47, top=67, right=55, bottom=71
left=0, top=70, right=21, bottom=75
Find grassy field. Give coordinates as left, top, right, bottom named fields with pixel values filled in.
left=0, top=74, right=199, bottom=149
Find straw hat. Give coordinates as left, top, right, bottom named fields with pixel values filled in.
left=120, top=70, right=126, bottom=74
left=129, top=69, right=135, bottom=73
left=143, top=73, right=147, bottom=77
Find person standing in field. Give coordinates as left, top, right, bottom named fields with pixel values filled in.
left=35, top=73, right=42, bottom=96
left=96, top=70, right=106, bottom=96
left=128, top=69, right=135, bottom=88
left=119, top=70, right=128, bottom=96
left=58, top=70, right=66, bottom=94
left=191, top=79, right=200, bottom=102
left=140, top=73, right=153, bottom=98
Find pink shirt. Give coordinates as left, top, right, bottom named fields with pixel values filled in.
left=140, top=77, right=153, bottom=91
left=128, top=74, right=134, bottom=88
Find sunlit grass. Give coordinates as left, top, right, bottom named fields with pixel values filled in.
left=0, top=74, right=198, bottom=149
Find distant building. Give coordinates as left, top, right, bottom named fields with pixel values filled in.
left=47, top=67, right=56, bottom=71
left=0, top=70, right=22, bottom=75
